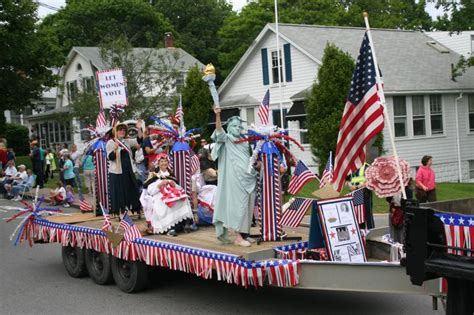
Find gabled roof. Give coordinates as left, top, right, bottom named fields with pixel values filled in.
left=65, top=46, right=204, bottom=73
left=425, top=31, right=474, bottom=58
left=219, top=23, right=474, bottom=95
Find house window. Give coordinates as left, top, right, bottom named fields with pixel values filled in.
left=412, top=95, right=426, bottom=136
left=469, top=94, right=474, bottom=132
left=299, top=118, right=309, bottom=144
left=76, top=63, right=82, bottom=71
left=430, top=95, right=443, bottom=134
left=470, top=160, right=474, bottom=179
left=175, top=74, right=184, bottom=90
left=246, top=108, right=255, bottom=125
left=82, top=76, right=95, bottom=94
left=67, top=81, right=78, bottom=102
left=393, top=96, right=407, bottom=137
left=272, top=109, right=288, bottom=129
left=271, top=50, right=284, bottom=84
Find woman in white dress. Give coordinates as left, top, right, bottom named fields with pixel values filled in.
left=140, top=154, right=193, bottom=236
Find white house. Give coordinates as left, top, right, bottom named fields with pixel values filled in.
left=426, top=31, right=474, bottom=58
left=218, top=23, right=474, bottom=182
left=23, top=35, right=204, bottom=151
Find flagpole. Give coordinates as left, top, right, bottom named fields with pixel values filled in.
left=274, top=0, right=285, bottom=129
left=363, top=12, right=407, bottom=200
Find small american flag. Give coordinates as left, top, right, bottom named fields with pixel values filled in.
left=351, top=188, right=366, bottom=225
left=280, top=198, right=313, bottom=228
left=287, top=160, right=318, bottom=195
left=175, top=96, right=183, bottom=123
left=96, top=108, right=107, bottom=128
left=119, top=211, right=142, bottom=242
left=320, top=151, right=333, bottom=189
left=258, top=89, right=270, bottom=125
left=100, top=203, right=112, bottom=232
left=80, top=198, right=93, bottom=212
left=190, top=153, right=200, bottom=174
left=333, top=32, right=385, bottom=192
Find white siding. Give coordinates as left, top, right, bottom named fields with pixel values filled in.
left=384, top=94, right=474, bottom=182
left=426, top=31, right=474, bottom=58
left=60, top=54, right=95, bottom=108
left=220, top=32, right=319, bottom=124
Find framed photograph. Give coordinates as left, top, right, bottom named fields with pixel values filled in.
left=317, top=196, right=366, bottom=262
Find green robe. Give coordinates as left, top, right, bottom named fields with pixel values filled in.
left=211, top=128, right=257, bottom=236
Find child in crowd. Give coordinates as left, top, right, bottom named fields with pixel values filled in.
left=50, top=181, right=67, bottom=207
left=65, top=185, right=75, bottom=206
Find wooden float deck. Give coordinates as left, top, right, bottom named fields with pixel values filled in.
left=46, top=212, right=309, bottom=261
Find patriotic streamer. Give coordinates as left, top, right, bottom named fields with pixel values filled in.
left=260, top=153, right=282, bottom=241
left=14, top=218, right=301, bottom=288
left=6, top=197, right=61, bottom=246
left=94, top=149, right=109, bottom=212
left=435, top=212, right=474, bottom=256
left=172, top=149, right=192, bottom=200
left=274, top=241, right=308, bottom=260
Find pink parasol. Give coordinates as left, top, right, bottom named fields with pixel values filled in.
left=365, top=156, right=410, bottom=198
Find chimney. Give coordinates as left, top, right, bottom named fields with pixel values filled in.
left=164, top=32, right=174, bottom=48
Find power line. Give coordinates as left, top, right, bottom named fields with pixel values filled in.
left=34, top=1, right=60, bottom=12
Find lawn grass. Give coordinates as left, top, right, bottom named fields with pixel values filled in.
left=284, top=181, right=474, bottom=213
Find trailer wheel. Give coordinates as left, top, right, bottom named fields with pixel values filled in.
left=85, top=249, right=114, bottom=285
left=111, top=257, right=148, bottom=293
left=61, top=246, right=88, bottom=278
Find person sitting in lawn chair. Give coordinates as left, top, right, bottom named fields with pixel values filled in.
left=5, top=169, right=35, bottom=201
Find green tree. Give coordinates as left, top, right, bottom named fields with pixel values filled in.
left=180, top=66, right=213, bottom=139
left=0, top=0, right=56, bottom=122
left=2, top=123, right=30, bottom=155
left=306, top=44, right=354, bottom=174
left=38, top=0, right=176, bottom=63
left=153, top=0, right=232, bottom=67
left=432, top=0, right=474, bottom=32
left=344, top=0, right=432, bottom=30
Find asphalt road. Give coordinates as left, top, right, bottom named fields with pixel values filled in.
left=0, top=199, right=443, bottom=315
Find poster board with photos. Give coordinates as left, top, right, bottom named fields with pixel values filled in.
left=96, top=68, right=128, bottom=109
left=317, top=196, right=367, bottom=262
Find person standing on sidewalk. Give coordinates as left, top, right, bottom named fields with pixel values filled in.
left=70, top=144, right=83, bottom=192
left=415, top=155, right=436, bottom=203
left=45, top=149, right=57, bottom=180
left=82, top=154, right=95, bottom=197
left=30, top=140, right=44, bottom=188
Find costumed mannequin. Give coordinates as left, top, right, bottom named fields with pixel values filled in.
left=140, top=154, right=194, bottom=235
left=211, top=107, right=258, bottom=247
left=106, top=122, right=141, bottom=215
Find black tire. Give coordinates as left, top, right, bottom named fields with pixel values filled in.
left=111, top=256, right=148, bottom=293
left=85, top=249, right=114, bottom=285
left=61, top=246, right=88, bottom=278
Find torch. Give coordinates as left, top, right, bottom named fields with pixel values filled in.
left=202, top=63, right=220, bottom=108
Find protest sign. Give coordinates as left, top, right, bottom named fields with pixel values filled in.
left=96, top=68, right=128, bottom=109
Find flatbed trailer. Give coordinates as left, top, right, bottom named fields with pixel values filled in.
left=14, top=210, right=443, bottom=308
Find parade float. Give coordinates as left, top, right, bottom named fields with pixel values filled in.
left=5, top=14, right=474, bottom=315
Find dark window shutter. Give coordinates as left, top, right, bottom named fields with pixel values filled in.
left=283, top=43, right=292, bottom=82
left=261, top=48, right=269, bottom=85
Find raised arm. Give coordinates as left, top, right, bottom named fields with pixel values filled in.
left=214, top=106, right=222, bottom=131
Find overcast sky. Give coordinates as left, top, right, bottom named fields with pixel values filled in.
left=37, top=0, right=446, bottom=20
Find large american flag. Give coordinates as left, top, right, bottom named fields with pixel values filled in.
left=351, top=188, right=366, bottom=225
left=320, top=151, right=333, bottom=188
left=333, top=32, right=385, bottom=192
left=258, top=89, right=270, bottom=125
left=436, top=212, right=474, bottom=256
left=287, top=160, right=317, bottom=195
left=96, top=108, right=107, bottom=128
left=280, top=197, right=313, bottom=228
left=100, top=203, right=112, bottom=232
left=119, top=211, right=142, bottom=242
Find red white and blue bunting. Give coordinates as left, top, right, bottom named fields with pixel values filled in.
left=19, top=218, right=300, bottom=288
left=435, top=212, right=474, bottom=256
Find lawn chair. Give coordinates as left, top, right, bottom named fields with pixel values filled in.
left=19, top=175, right=36, bottom=200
